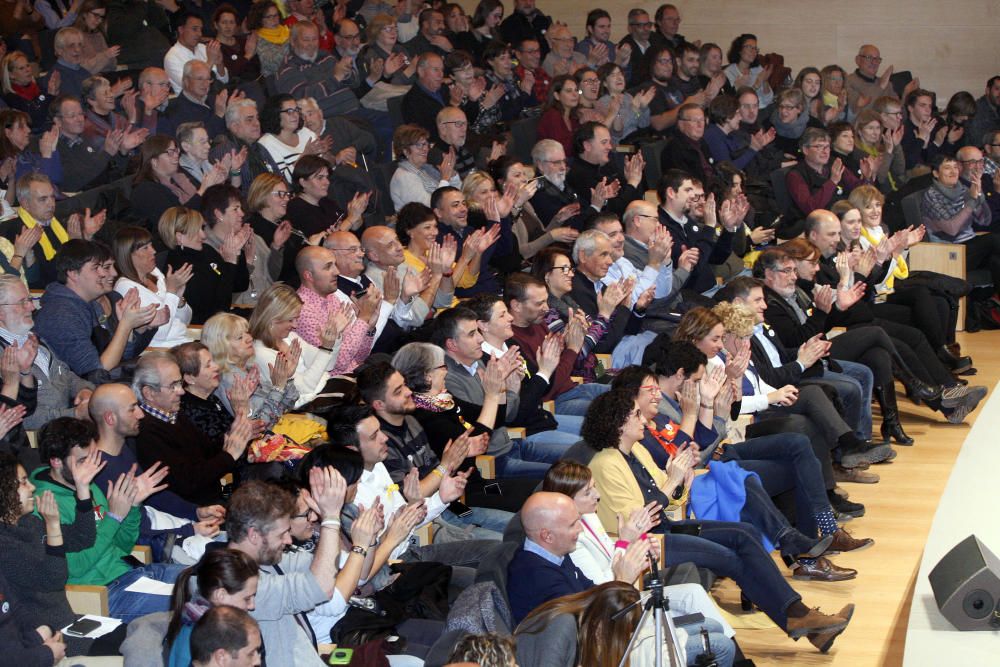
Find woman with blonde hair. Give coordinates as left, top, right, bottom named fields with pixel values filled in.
left=1, top=51, right=59, bottom=129
left=248, top=284, right=352, bottom=409
left=112, top=225, right=193, bottom=348
left=159, top=206, right=247, bottom=324
left=202, top=312, right=298, bottom=427
left=246, top=172, right=298, bottom=284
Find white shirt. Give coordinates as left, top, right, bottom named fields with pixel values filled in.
left=354, top=462, right=448, bottom=560
left=257, top=128, right=318, bottom=182
left=114, top=269, right=193, bottom=348
left=163, top=41, right=230, bottom=94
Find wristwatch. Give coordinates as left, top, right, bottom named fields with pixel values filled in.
left=351, top=545, right=368, bottom=556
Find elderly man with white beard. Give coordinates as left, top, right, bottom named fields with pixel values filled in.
left=528, top=138, right=604, bottom=230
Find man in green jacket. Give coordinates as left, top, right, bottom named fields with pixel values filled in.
left=31, top=416, right=186, bottom=622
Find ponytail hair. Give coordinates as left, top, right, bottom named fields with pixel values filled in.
left=165, top=549, right=259, bottom=646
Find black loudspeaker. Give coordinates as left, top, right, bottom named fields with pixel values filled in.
left=928, top=534, right=1000, bottom=631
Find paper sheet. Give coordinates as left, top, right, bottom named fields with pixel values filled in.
left=123, top=575, right=175, bottom=596
left=61, top=614, right=123, bottom=639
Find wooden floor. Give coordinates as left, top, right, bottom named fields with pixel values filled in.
left=708, top=330, right=1000, bottom=666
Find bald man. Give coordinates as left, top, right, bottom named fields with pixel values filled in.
left=292, top=245, right=377, bottom=374
left=846, top=44, right=896, bottom=112
left=432, top=107, right=477, bottom=178
left=90, top=382, right=226, bottom=544
left=362, top=225, right=441, bottom=329
left=506, top=492, right=593, bottom=624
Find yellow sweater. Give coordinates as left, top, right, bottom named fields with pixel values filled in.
left=589, top=443, right=687, bottom=533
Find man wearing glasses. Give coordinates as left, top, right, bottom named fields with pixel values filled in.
left=661, top=103, right=717, bottom=191
left=845, top=44, right=896, bottom=112
left=619, top=8, right=655, bottom=87
left=786, top=127, right=869, bottom=223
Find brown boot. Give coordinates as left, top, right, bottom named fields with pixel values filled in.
left=786, top=606, right=849, bottom=639
left=808, top=604, right=855, bottom=652
left=791, top=557, right=857, bottom=582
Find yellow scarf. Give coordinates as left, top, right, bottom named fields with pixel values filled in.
left=861, top=225, right=907, bottom=293
left=17, top=207, right=69, bottom=261
left=257, top=25, right=290, bottom=45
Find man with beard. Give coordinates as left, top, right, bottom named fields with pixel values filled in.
left=357, top=360, right=513, bottom=539
left=332, top=19, right=380, bottom=98
left=227, top=475, right=369, bottom=667
left=529, top=139, right=589, bottom=229
left=404, top=8, right=454, bottom=59
left=643, top=44, right=700, bottom=134
left=656, top=169, right=741, bottom=295
left=619, top=8, right=655, bottom=87
left=90, top=382, right=226, bottom=555
left=566, top=122, right=645, bottom=217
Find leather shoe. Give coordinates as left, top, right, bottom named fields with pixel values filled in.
left=786, top=606, right=849, bottom=639
left=824, top=528, right=875, bottom=555
left=792, top=556, right=857, bottom=582
left=833, top=464, right=879, bottom=484
left=808, top=604, right=855, bottom=653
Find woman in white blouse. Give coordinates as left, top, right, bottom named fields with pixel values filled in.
left=112, top=225, right=193, bottom=348
left=248, top=284, right=351, bottom=409
left=256, top=94, right=330, bottom=183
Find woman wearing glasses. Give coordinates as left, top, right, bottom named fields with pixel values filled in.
left=256, top=94, right=327, bottom=184
left=132, top=135, right=228, bottom=237
left=723, top=34, right=773, bottom=109
left=390, top=124, right=460, bottom=211
left=246, top=0, right=290, bottom=78
left=73, top=0, right=120, bottom=74
left=246, top=173, right=299, bottom=285
left=359, top=14, right=417, bottom=86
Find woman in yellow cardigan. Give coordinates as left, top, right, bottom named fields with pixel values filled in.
left=583, top=389, right=855, bottom=653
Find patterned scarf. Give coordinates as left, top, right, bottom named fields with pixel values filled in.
left=412, top=391, right=456, bottom=412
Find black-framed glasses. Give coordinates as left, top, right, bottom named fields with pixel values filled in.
left=629, top=21, right=653, bottom=28
left=280, top=107, right=301, bottom=115
left=0, top=297, right=33, bottom=307
left=549, top=265, right=574, bottom=274
left=271, top=190, right=294, bottom=199
left=858, top=55, right=883, bottom=63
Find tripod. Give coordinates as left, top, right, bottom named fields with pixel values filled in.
left=614, top=551, right=685, bottom=667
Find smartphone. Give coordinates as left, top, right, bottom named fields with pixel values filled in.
left=449, top=500, right=474, bottom=517
left=327, top=648, right=354, bottom=665
left=672, top=612, right=706, bottom=627
left=482, top=482, right=503, bottom=496
left=64, top=618, right=102, bottom=637
left=354, top=287, right=369, bottom=299
left=669, top=523, right=702, bottom=537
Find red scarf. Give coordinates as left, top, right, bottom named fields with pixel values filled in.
left=646, top=421, right=681, bottom=458
left=11, top=81, right=41, bottom=101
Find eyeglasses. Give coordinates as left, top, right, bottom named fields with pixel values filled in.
left=410, top=140, right=430, bottom=149
left=805, top=143, right=831, bottom=150
left=292, top=509, right=319, bottom=520
left=638, top=384, right=660, bottom=396
left=739, top=102, right=759, bottom=110
left=340, top=32, right=361, bottom=41
left=280, top=107, right=301, bottom=115
left=960, top=159, right=985, bottom=166
left=88, top=10, right=106, bottom=18
left=778, top=104, right=800, bottom=111
left=155, top=381, right=184, bottom=392
left=332, top=246, right=364, bottom=254
left=769, top=266, right=796, bottom=275
left=679, top=116, right=705, bottom=124
left=629, top=21, right=653, bottom=28
left=549, top=265, right=574, bottom=274
left=163, top=148, right=180, bottom=156
left=0, top=297, right=33, bottom=307
left=858, top=55, right=883, bottom=64
left=441, top=120, right=467, bottom=128
left=541, top=158, right=566, bottom=165
left=271, top=190, right=293, bottom=198
left=634, top=213, right=659, bottom=221
left=655, top=57, right=673, bottom=65
left=742, top=45, right=759, bottom=52
left=882, top=110, right=903, bottom=117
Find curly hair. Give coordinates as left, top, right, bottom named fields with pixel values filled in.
left=0, top=453, right=22, bottom=524
left=712, top=301, right=755, bottom=337
left=447, top=632, right=517, bottom=667
left=581, top=389, right=636, bottom=451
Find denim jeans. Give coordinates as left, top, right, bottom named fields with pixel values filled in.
left=106, top=562, right=187, bottom=623
left=436, top=506, right=513, bottom=540
left=655, top=520, right=800, bottom=630
left=684, top=619, right=736, bottom=667
left=822, top=360, right=874, bottom=440
left=723, top=432, right=830, bottom=537
left=553, top=382, right=611, bottom=416
left=519, top=413, right=583, bottom=461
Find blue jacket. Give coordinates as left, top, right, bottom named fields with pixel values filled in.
left=507, top=547, right=593, bottom=626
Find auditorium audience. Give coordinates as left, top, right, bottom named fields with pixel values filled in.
left=1, top=7, right=997, bottom=664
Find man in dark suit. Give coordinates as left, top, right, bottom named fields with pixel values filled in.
left=507, top=491, right=650, bottom=625
left=400, top=52, right=449, bottom=139
left=163, top=60, right=227, bottom=138
left=656, top=169, right=738, bottom=295
left=660, top=103, right=717, bottom=191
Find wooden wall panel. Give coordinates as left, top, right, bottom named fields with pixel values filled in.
left=458, top=0, right=1000, bottom=101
